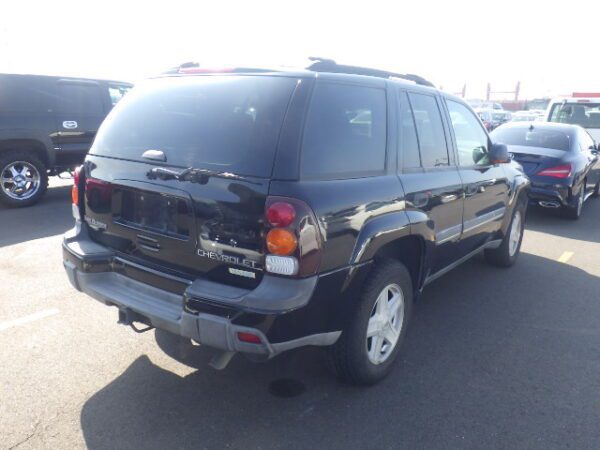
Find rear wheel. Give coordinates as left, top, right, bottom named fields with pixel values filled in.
left=329, top=259, right=413, bottom=385
left=564, top=187, right=584, bottom=220
left=0, top=151, right=48, bottom=207
left=485, top=203, right=525, bottom=267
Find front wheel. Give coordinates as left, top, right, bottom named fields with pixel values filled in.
left=484, top=203, right=525, bottom=267
left=329, top=259, right=413, bottom=385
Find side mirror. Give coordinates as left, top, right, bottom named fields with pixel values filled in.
left=489, top=143, right=509, bottom=164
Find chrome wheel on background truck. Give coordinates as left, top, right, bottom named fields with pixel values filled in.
left=0, top=152, right=48, bottom=207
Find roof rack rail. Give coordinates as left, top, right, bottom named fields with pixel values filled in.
left=306, top=57, right=435, bottom=88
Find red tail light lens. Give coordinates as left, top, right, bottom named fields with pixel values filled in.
left=266, top=202, right=296, bottom=227
left=264, top=196, right=322, bottom=277
left=237, top=332, right=262, bottom=344
left=537, top=164, right=571, bottom=179
left=85, top=178, right=112, bottom=203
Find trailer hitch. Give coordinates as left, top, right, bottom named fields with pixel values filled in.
left=118, top=308, right=155, bottom=334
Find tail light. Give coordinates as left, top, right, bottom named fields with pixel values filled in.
left=71, top=166, right=83, bottom=219
left=85, top=177, right=112, bottom=204
left=264, top=197, right=322, bottom=277
left=537, top=164, right=571, bottom=179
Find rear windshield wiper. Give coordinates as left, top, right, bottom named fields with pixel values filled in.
left=147, top=166, right=257, bottom=185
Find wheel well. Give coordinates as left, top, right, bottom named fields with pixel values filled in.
left=374, top=236, right=425, bottom=295
left=0, top=139, right=49, bottom=167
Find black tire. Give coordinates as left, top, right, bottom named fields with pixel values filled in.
left=563, top=187, right=584, bottom=220
left=484, top=202, right=525, bottom=267
left=0, top=151, right=48, bottom=207
left=329, top=258, right=413, bottom=385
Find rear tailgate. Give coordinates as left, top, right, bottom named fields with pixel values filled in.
left=84, top=157, right=269, bottom=288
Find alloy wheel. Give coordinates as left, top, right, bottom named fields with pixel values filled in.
left=0, top=161, right=41, bottom=201
left=508, top=210, right=522, bottom=257
left=366, top=283, right=404, bottom=365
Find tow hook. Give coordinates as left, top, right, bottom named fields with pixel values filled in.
left=118, top=308, right=155, bottom=334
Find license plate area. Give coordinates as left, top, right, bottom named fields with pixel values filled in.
left=113, top=188, right=191, bottom=240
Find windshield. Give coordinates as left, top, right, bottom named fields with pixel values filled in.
left=91, top=76, right=298, bottom=177
left=549, top=102, right=600, bottom=129
left=491, top=127, right=571, bottom=151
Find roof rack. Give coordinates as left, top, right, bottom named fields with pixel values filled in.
left=306, top=57, right=435, bottom=88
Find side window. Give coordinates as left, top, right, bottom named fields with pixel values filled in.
left=446, top=100, right=490, bottom=166
left=408, top=93, right=449, bottom=167
left=398, top=91, right=421, bottom=168
left=301, top=82, right=387, bottom=179
left=57, top=83, right=104, bottom=115
left=109, top=85, right=131, bottom=106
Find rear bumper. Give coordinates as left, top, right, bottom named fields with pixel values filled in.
left=62, top=224, right=347, bottom=357
left=528, top=183, right=571, bottom=208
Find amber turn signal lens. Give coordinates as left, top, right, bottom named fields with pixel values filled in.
left=71, top=185, right=79, bottom=205
left=266, top=229, right=297, bottom=256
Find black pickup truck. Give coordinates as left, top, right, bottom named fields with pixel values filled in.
left=63, top=60, right=530, bottom=384
left=0, top=73, right=132, bottom=206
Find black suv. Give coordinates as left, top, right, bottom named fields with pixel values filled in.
left=0, top=73, right=132, bottom=206
left=62, top=60, right=530, bottom=385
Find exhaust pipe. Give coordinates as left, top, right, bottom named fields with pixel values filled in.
left=538, top=200, right=560, bottom=208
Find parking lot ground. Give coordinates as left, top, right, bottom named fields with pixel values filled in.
left=1, top=180, right=600, bottom=449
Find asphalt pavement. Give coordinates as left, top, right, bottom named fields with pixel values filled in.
left=1, top=179, right=599, bottom=449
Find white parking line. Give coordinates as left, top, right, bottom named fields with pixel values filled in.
left=0, top=308, right=60, bottom=332
left=558, top=251, right=574, bottom=264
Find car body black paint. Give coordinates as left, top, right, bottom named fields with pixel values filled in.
left=64, top=69, right=530, bottom=348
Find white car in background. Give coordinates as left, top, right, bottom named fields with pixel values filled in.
left=546, top=95, right=600, bottom=141
left=512, top=111, right=539, bottom=122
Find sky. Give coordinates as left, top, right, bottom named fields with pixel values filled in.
left=2, top=0, right=599, bottom=100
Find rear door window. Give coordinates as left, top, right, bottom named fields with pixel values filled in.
left=408, top=93, right=449, bottom=167
left=57, top=83, right=104, bottom=115
left=91, top=76, right=298, bottom=178
left=301, top=82, right=387, bottom=179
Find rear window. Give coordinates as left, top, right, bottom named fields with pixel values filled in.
left=549, top=102, right=600, bottom=129
left=491, top=126, right=571, bottom=151
left=91, top=76, right=297, bottom=178
left=301, top=82, right=387, bottom=179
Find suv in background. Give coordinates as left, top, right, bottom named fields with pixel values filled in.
left=0, top=73, right=132, bottom=207
left=63, top=60, right=529, bottom=385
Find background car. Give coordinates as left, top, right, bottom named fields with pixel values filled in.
left=491, top=122, right=600, bottom=219
left=0, top=73, right=132, bottom=207
left=545, top=95, right=600, bottom=141
left=511, top=111, right=538, bottom=122
left=475, top=108, right=495, bottom=130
